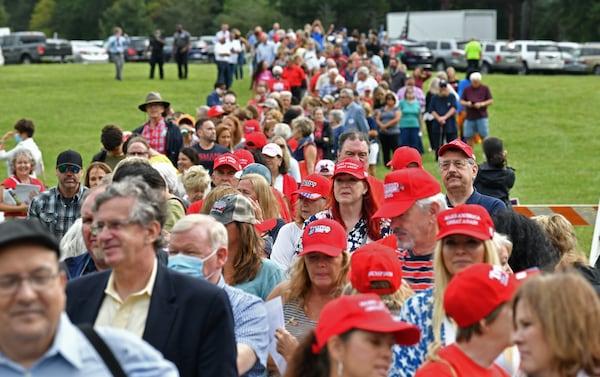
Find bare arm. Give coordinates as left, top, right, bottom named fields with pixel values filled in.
left=237, top=344, right=258, bottom=375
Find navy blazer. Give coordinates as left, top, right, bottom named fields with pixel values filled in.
left=66, top=263, right=238, bottom=377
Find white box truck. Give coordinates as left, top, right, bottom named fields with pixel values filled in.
left=387, top=10, right=497, bottom=41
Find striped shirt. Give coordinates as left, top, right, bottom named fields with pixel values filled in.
left=283, top=300, right=316, bottom=342
left=376, top=235, right=434, bottom=292
left=27, top=184, right=87, bottom=241
left=397, top=248, right=434, bottom=292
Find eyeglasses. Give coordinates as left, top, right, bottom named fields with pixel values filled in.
left=57, top=165, right=81, bottom=174
left=91, top=219, right=138, bottom=235
left=223, top=101, right=236, bottom=105
left=0, top=271, right=60, bottom=296
left=438, top=159, right=473, bottom=170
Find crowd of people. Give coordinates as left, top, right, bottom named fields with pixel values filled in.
left=0, top=19, right=599, bottom=377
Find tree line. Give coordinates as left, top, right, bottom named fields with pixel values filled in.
left=0, top=0, right=598, bottom=42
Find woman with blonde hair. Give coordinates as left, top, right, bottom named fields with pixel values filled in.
left=0, top=149, right=45, bottom=219
left=391, top=204, right=501, bottom=377
left=513, top=272, right=600, bottom=377
left=268, top=219, right=351, bottom=366
left=238, top=173, right=286, bottom=242
left=222, top=115, right=243, bottom=149
left=215, top=123, right=233, bottom=151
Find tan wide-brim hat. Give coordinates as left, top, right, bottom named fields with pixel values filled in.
left=138, top=91, right=171, bottom=112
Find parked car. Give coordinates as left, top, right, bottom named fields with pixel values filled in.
left=43, top=38, right=72, bottom=62
left=391, top=39, right=433, bottom=70
left=162, top=37, right=174, bottom=62
left=125, top=36, right=150, bottom=62
left=0, top=47, right=4, bottom=66
left=0, top=31, right=46, bottom=64
left=480, top=40, right=522, bottom=74
left=188, top=37, right=207, bottom=62
left=423, top=39, right=467, bottom=71
left=70, top=40, right=109, bottom=63
left=199, top=35, right=215, bottom=63
left=578, top=44, right=600, bottom=74
left=510, top=40, right=564, bottom=74
left=560, top=51, right=587, bottom=74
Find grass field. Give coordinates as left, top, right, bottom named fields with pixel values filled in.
left=1, top=62, right=599, bottom=253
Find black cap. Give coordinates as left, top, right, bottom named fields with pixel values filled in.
left=0, top=219, right=60, bottom=258
left=56, top=150, right=83, bottom=168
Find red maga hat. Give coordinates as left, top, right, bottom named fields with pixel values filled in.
left=295, top=174, right=332, bottom=200
left=213, top=153, right=242, bottom=171
left=350, top=243, right=403, bottom=295
left=371, top=169, right=441, bottom=219
left=436, top=204, right=494, bottom=241
left=299, top=218, right=347, bottom=257
left=386, top=146, right=422, bottom=170
left=438, top=138, right=475, bottom=160
left=312, top=294, right=420, bottom=354
left=444, top=263, right=539, bottom=328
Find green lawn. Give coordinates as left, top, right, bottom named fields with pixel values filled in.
left=1, top=62, right=598, bottom=253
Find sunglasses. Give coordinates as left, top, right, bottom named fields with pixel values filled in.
left=57, top=165, right=81, bottom=174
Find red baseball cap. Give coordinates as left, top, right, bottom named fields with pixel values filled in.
left=386, top=146, right=423, bottom=170
left=312, top=294, right=421, bottom=354
left=232, top=149, right=255, bottom=169
left=213, top=153, right=242, bottom=171
left=333, top=159, right=368, bottom=180
left=438, top=138, right=476, bottom=160
left=444, top=263, right=539, bottom=328
left=245, top=132, right=267, bottom=149
left=350, top=243, right=403, bottom=295
left=299, top=218, right=347, bottom=257
left=295, top=174, right=332, bottom=200
left=207, top=105, right=225, bottom=118
left=371, top=169, right=441, bottom=219
left=436, top=204, right=494, bottom=241
left=243, top=119, right=261, bottom=135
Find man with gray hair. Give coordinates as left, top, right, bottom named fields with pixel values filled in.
left=371, top=168, right=447, bottom=292
left=66, top=177, right=237, bottom=377
left=0, top=219, right=178, bottom=376
left=339, top=88, right=369, bottom=134
left=168, top=214, right=270, bottom=377
left=354, top=66, right=378, bottom=97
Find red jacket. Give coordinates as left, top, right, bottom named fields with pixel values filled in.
left=282, top=64, right=306, bottom=88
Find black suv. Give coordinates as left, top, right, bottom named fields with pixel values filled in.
left=392, top=40, right=434, bottom=70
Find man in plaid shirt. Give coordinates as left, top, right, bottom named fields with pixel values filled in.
left=28, top=150, right=88, bottom=241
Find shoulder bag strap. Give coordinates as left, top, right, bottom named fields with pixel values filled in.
left=78, top=324, right=127, bottom=377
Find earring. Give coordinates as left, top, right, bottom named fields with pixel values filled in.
left=337, top=361, right=343, bottom=376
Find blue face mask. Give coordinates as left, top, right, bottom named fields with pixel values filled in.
left=167, top=249, right=218, bottom=280
left=13, top=134, right=22, bottom=143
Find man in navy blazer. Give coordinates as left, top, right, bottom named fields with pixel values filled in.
left=65, top=176, right=237, bottom=377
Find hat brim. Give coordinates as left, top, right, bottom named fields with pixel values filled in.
left=255, top=218, right=277, bottom=233
left=138, top=101, right=170, bottom=112
left=358, top=319, right=421, bottom=346
left=214, top=162, right=241, bottom=172
left=296, top=191, right=324, bottom=200
left=298, top=244, right=344, bottom=257
left=371, top=200, right=414, bottom=219
left=436, top=227, right=492, bottom=241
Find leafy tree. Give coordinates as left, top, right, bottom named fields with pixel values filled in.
left=29, top=0, right=55, bottom=37
left=4, top=0, right=37, bottom=31
left=99, top=0, right=153, bottom=37
left=0, top=0, right=8, bottom=27
left=53, top=0, right=115, bottom=39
